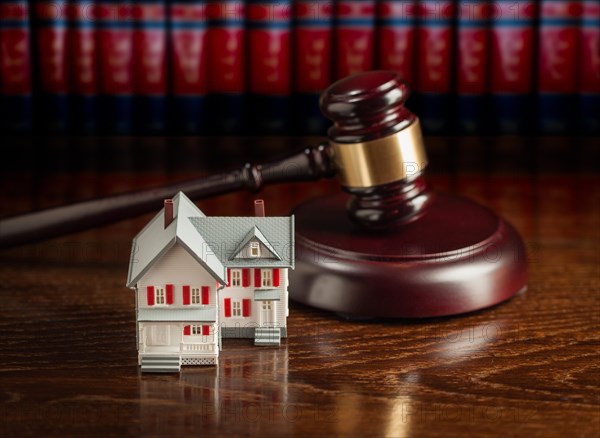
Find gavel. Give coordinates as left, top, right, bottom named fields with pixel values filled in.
left=0, top=71, right=527, bottom=318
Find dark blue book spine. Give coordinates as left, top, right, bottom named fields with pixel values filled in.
left=33, top=0, right=69, bottom=133
left=170, top=0, right=208, bottom=134
left=537, top=1, right=581, bottom=134
left=456, top=1, right=490, bottom=134
left=578, top=0, right=600, bottom=134
left=97, top=0, right=134, bottom=134
left=207, top=0, right=245, bottom=134
left=293, top=0, right=333, bottom=135
left=67, top=0, right=98, bottom=134
left=0, top=0, right=33, bottom=133
left=133, top=0, right=167, bottom=134
left=490, top=1, right=535, bottom=134
left=414, top=0, right=455, bottom=134
left=247, top=0, right=292, bottom=134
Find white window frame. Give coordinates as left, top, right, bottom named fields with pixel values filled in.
left=262, top=270, right=272, bottom=287
left=191, top=324, right=203, bottom=335
left=262, top=301, right=272, bottom=311
left=191, top=287, right=201, bottom=305
left=250, top=242, right=260, bottom=257
left=232, top=269, right=241, bottom=287
left=232, top=300, right=242, bottom=317
left=155, top=287, right=166, bottom=305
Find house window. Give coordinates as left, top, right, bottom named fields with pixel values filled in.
left=186, top=286, right=209, bottom=305
left=186, top=325, right=211, bottom=337
left=262, top=301, right=272, bottom=311
left=232, top=270, right=241, bottom=287
left=262, top=270, right=272, bottom=287
left=250, top=242, right=260, bottom=257
left=232, top=301, right=241, bottom=317
left=155, top=288, right=166, bottom=305
left=191, top=288, right=201, bottom=304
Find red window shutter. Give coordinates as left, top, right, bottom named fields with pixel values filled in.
left=227, top=268, right=231, bottom=287
left=254, top=268, right=261, bottom=287
left=166, top=284, right=174, bottom=304
left=243, top=298, right=251, bottom=317
left=183, top=325, right=191, bottom=336
left=224, top=298, right=231, bottom=317
left=146, top=286, right=155, bottom=306
left=273, top=269, right=280, bottom=286
left=202, top=325, right=210, bottom=336
left=242, top=268, right=250, bottom=287
left=182, top=285, right=190, bottom=305
left=202, top=286, right=209, bottom=305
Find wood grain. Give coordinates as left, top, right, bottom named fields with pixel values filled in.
left=0, top=139, right=598, bottom=437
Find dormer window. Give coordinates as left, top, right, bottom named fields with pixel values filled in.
left=250, top=242, right=260, bottom=257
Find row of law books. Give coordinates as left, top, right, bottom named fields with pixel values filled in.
left=1, top=0, right=599, bottom=136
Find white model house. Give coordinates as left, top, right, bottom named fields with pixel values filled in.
left=126, top=192, right=294, bottom=372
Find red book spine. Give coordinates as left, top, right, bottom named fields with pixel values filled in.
left=170, top=0, right=208, bottom=134
left=34, top=0, right=69, bottom=133
left=132, top=0, right=167, bottom=133
left=0, top=0, right=32, bottom=132
left=537, top=1, right=581, bottom=133
left=578, top=0, right=600, bottom=133
left=490, top=1, right=536, bottom=133
left=456, top=1, right=491, bottom=133
left=295, top=1, right=332, bottom=93
left=293, top=0, right=333, bottom=134
left=96, top=1, right=134, bottom=134
left=206, top=0, right=245, bottom=133
left=334, top=0, right=375, bottom=79
left=247, top=0, right=292, bottom=134
left=207, top=1, right=244, bottom=95
left=67, top=0, right=98, bottom=133
left=376, top=0, right=417, bottom=85
left=414, top=0, right=455, bottom=133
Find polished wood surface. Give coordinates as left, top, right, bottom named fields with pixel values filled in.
left=0, top=137, right=599, bottom=437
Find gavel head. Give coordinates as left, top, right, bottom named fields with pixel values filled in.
left=319, top=71, right=433, bottom=229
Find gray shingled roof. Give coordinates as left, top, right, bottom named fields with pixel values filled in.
left=189, top=216, right=295, bottom=269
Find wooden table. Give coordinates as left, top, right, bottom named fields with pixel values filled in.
left=0, top=137, right=598, bottom=436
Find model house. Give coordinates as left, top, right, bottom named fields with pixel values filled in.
left=126, top=192, right=294, bottom=372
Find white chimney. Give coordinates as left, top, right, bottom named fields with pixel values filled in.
left=164, top=199, right=174, bottom=228
left=254, top=199, right=265, bottom=217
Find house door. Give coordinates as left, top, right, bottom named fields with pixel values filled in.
left=261, top=301, right=275, bottom=326
left=150, top=325, right=170, bottom=346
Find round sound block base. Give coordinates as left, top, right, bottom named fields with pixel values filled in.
left=290, top=193, right=528, bottom=318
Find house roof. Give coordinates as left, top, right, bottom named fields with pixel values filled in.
left=230, top=226, right=282, bottom=261
left=189, top=216, right=295, bottom=269
left=126, top=192, right=226, bottom=288
left=127, top=192, right=295, bottom=288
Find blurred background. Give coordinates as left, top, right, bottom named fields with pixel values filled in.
left=1, top=0, right=599, bottom=224
left=1, top=0, right=598, bottom=137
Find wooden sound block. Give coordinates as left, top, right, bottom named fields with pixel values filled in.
left=290, top=192, right=528, bottom=318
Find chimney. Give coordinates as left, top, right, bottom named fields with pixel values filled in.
left=164, top=199, right=174, bottom=228
left=254, top=199, right=265, bottom=217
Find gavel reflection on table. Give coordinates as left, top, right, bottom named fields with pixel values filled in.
left=0, top=71, right=527, bottom=318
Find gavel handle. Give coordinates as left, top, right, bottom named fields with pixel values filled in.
left=0, top=143, right=336, bottom=249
